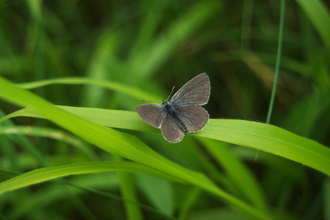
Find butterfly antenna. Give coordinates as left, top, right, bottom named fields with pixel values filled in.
left=141, top=99, right=158, bottom=102
left=166, top=86, right=175, bottom=101
left=141, top=86, right=175, bottom=102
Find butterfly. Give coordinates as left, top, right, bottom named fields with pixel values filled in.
left=136, top=73, right=210, bottom=143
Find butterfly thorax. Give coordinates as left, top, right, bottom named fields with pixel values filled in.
left=162, top=100, right=188, bottom=133
left=162, top=100, right=176, bottom=116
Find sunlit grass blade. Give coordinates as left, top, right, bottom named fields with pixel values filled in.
left=0, top=106, right=155, bottom=132
left=200, top=120, right=330, bottom=176
left=0, top=161, right=183, bottom=195
left=18, top=77, right=162, bottom=101
left=0, top=77, right=270, bottom=219
left=2, top=104, right=329, bottom=177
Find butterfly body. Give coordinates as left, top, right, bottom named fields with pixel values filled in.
left=136, top=73, right=210, bottom=143
left=163, top=100, right=189, bottom=133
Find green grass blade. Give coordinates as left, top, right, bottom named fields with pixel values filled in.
left=128, top=1, right=223, bottom=79
left=0, top=125, right=97, bottom=160
left=0, top=111, right=51, bottom=167
left=0, top=106, right=155, bottom=132
left=201, top=139, right=268, bottom=212
left=324, top=179, right=330, bottom=219
left=266, top=0, right=285, bottom=124
left=18, top=77, right=161, bottom=101
left=0, top=161, right=182, bottom=195
left=118, top=171, right=144, bottom=220
left=2, top=104, right=329, bottom=177
left=201, top=120, right=330, bottom=176
left=136, top=173, right=173, bottom=217
left=0, top=77, right=270, bottom=219
left=296, top=0, right=330, bottom=46
left=7, top=173, right=164, bottom=219
left=177, top=187, right=201, bottom=220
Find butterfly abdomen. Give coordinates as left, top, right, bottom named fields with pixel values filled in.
left=173, top=115, right=188, bottom=133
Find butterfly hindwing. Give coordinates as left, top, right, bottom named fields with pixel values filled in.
left=161, top=114, right=185, bottom=143
left=176, top=106, right=209, bottom=133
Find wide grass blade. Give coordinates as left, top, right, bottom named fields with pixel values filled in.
left=0, top=77, right=270, bottom=219
left=3, top=105, right=329, bottom=177
left=0, top=161, right=182, bottom=195
left=18, top=77, right=161, bottom=102
left=201, top=120, right=330, bottom=176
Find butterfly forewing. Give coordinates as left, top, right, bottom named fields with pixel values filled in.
left=135, top=104, right=164, bottom=128
left=171, top=73, right=210, bottom=107
left=161, top=114, right=185, bottom=143
left=176, top=106, right=209, bottom=133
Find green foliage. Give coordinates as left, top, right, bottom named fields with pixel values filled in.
left=0, top=0, right=330, bottom=219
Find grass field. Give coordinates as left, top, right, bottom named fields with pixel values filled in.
left=0, top=0, right=330, bottom=219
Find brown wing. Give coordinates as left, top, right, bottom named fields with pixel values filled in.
left=135, top=104, right=164, bottom=128
left=176, top=106, right=209, bottom=133
left=161, top=114, right=185, bottom=143
left=171, top=73, right=210, bottom=107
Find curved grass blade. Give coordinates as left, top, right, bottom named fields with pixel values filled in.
left=18, top=77, right=161, bottom=101
left=2, top=105, right=329, bottom=177
left=0, top=106, right=155, bottom=132
left=0, top=125, right=97, bottom=160
left=199, top=120, right=330, bottom=176
left=0, top=161, right=183, bottom=195
left=0, top=77, right=270, bottom=219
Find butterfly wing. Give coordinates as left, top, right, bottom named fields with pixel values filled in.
left=161, top=114, right=185, bottom=143
left=135, top=104, right=164, bottom=128
left=171, top=73, right=210, bottom=107
left=176, top=106, right=209, bottom=133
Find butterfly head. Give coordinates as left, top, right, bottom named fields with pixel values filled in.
left=162, top=99, right=169, bottom=106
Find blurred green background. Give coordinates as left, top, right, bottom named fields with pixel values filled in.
left=0, top=0, right=330, bottom=219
